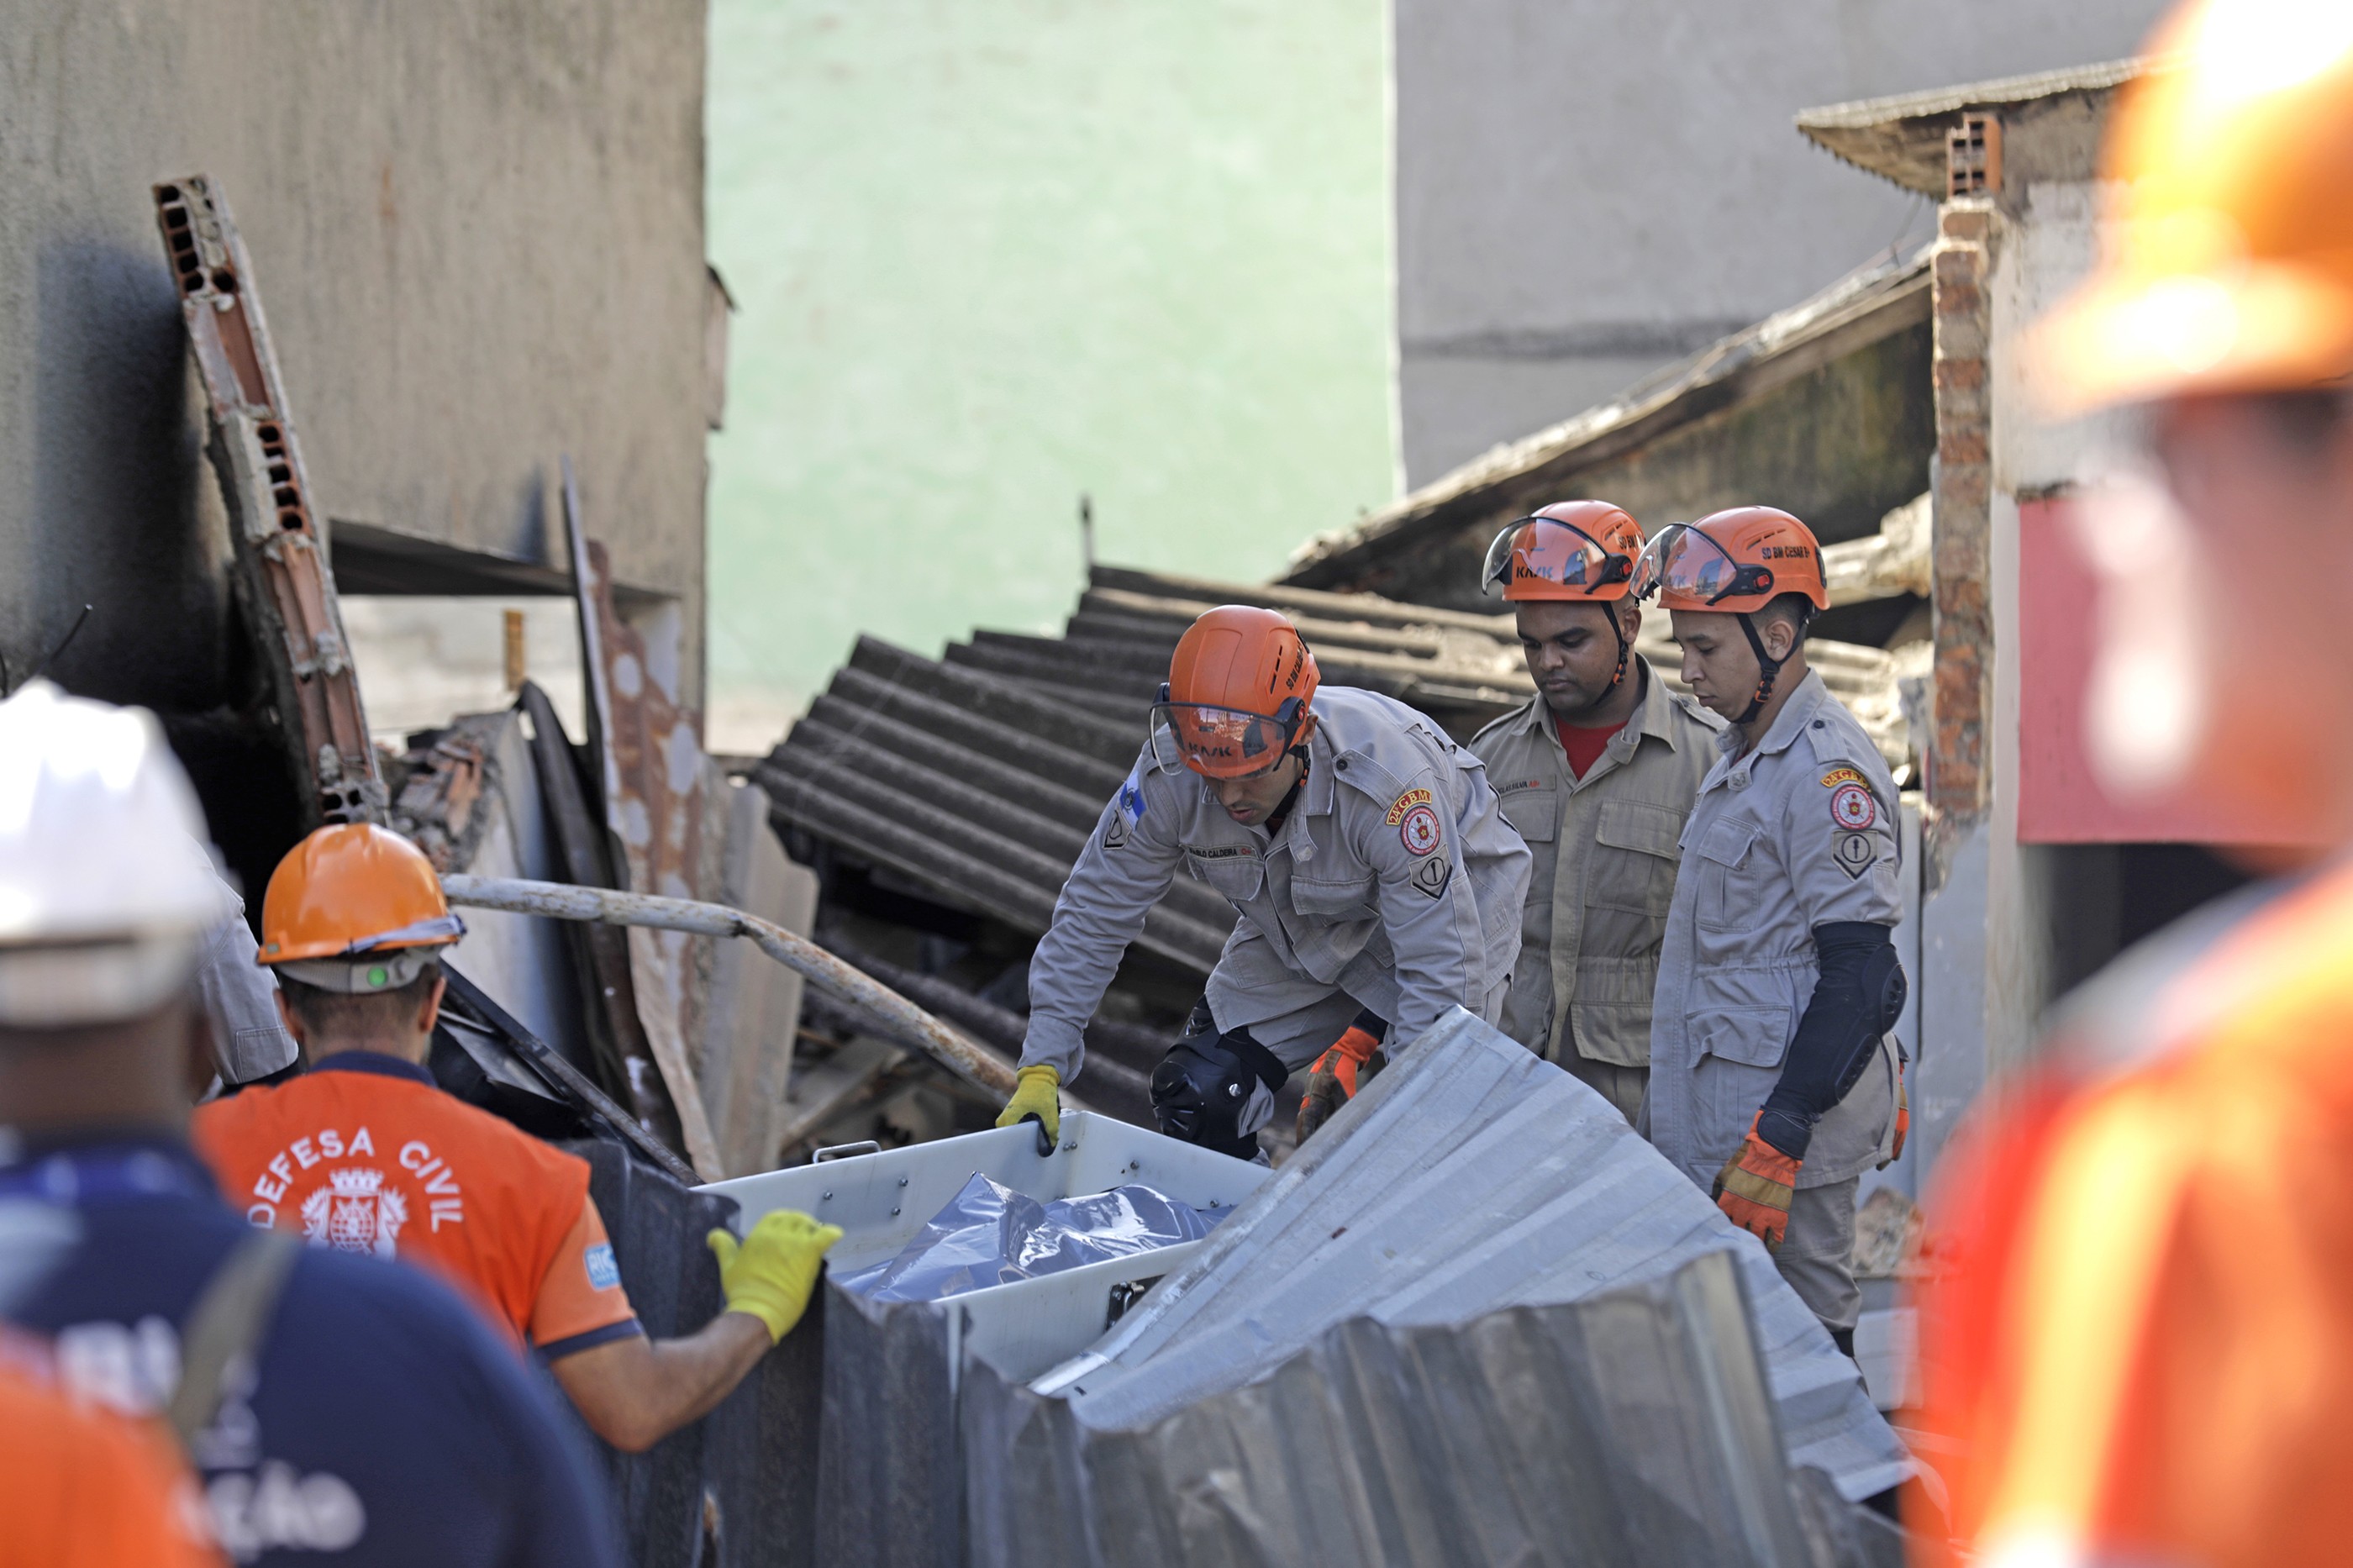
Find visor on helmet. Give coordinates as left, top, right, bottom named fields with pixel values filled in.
left=343, top=913, right=467, bottom=954
left=1481, top=516, right=1631, bottom=598
left=1149, top=696, right=1307, bottom=780
left=1629, top=523, right=1778, bottom=607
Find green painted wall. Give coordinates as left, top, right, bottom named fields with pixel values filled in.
left=703, top=0, right=1398, bottom=748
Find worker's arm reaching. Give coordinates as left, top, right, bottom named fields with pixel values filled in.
left=549, top=1209, right=839, bottom=1453
left=999, top=757, right=1187, bottom=1141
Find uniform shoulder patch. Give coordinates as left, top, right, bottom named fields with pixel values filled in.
left=1410, top=854, right=1452, bottom=899
left=1384, top=787, right=1434, bottom=826
left=584, top=1240, right=622, bottom=1292
left=1102, top=765, right=1148, bottom=850
left=1819, top=766, right=1866, bottom=790
left=1829, top=782, right=1878, bottom=831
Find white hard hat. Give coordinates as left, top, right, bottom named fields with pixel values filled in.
left=0, top=681, right=232, bottom=1027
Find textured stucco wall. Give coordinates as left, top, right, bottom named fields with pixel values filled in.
left=0, top=0, right=708, bottom=716
left=1392, top=0, right=2171, bottom=486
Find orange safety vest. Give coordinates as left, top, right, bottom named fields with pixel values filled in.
left=192, top=1054, right=631, bottom=1352
left=0, top=1349, right=223, bottom=1568
left=1913, top=859, right=2353, bottom=1566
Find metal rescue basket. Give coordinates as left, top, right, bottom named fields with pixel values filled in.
left=699, top=1112, right=1271, bottom=1565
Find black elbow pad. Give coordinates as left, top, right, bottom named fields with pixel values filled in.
left=1755, top=923, right=1903, bottom=1160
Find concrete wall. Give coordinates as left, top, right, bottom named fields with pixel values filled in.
left=702, top=0, right=1398, bottom=751
left=0, top=0, right=709, bottom=723
left=1392, top=0, right=2170, bottom=487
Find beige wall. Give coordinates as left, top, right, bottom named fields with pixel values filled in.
left=0, top=0, right=708, bottom=717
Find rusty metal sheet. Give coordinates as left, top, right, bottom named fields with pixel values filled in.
left=563, top=465, right=724, bottom=1180
left=152, top=176, right=382, bottom=827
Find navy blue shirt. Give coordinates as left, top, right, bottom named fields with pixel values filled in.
left=0, top=1134, right=623, bottom=1568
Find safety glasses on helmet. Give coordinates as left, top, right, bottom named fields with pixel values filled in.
left=1629, top=523, right=1777, bottom=606
left=1149, top=694, right=1308, bottom=780
left=1480, top=515, right=1633, bottom=597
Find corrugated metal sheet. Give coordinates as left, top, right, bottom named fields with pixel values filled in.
left=964, top=1254, right=1877, bottom=1568
left=773, top=1008, right=1908, bottom=1566
left=1015, top=1009, right=1911, bottom=1506
left=760, top=570, right=1913, bottom=967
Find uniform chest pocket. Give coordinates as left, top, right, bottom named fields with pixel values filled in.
left=1692, top=818, right=1761, bottom=930
left=1291, top=871, right=1377, bottom=923
left=1184, top=846, right=1264, bottom=902
left=1586, top=798, right=1686, bottom=917
left=1495, top=784, right=1556, bottom=845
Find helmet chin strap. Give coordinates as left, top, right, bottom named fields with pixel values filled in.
left=1733, top=612, right=1783, bottom=726
left=1605, top=606, right=1630, bottom=689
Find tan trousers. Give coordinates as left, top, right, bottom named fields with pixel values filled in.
left=1776, top=1176, right=1861, bottom=1335
left=1562, top=1054, right=1646, bottom=1128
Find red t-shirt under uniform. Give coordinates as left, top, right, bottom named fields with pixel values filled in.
left=1554, top=711, right=1629, bottom=780
left=192, top=1052, right=640, bottom=1360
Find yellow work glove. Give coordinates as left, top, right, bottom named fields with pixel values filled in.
left=994, top=1064, right=1061, bottom=1146
left=707, top=1209, right=842, bottom=1343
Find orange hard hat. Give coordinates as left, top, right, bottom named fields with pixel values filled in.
left=1152, top=606, right=1320, bottom=779
left=2031, top=1, right=2353, bottom=413
left=257, top=823, right=464, bottom=966
left=1634, top=507, right=1829, bottom=615
left=1481, top=501, right=1645, bottom=602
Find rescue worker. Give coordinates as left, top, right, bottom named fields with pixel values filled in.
left=1466, top=501, right=1722, bottom=1123
left=0, top=1351, right=224, bottom=1568
left=1635, top=508, right=1904, bottom=1350
left=997, top=606, right=1531, bottom=1156
left=193, top=823, right=840, bottom=1454
left=0, top=680, right=623, bottom=1568
left=1917, top=7, right=2353, bottom=1563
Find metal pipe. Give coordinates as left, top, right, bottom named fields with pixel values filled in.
left=440, top=875, right=1019, bottom=1098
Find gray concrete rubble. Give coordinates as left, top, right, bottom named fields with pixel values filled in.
left=955, top=1008, right=1909, bottom=1565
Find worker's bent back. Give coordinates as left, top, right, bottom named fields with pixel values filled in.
left=193, top=1052, right=641, bottom=1359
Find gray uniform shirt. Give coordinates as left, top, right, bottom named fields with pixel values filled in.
left=1469, top=666, right=1721, bottom=1066
left=1022, top=686, right=1531, bottom=1082
left=194, top=895, right=299, bottom=1085
left=1646, top=670, right=1901, bottom=1190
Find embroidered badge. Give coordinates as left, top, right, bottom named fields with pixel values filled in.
left=1819, top=766, right=1866, bottom=790
left=1103, top=771, right=1146, bottom=849
left=1829, top=781, right=1877, bottom=831
left=584, top=1241, right=622, bottom=1291
left=1834, top=831, right=1877, bottom=881
left=1384, top=787, right=1434, bottom=826
left=1398, top=803, right=1443, bottom=856
left=1410, top=854, right=1452, bottom=899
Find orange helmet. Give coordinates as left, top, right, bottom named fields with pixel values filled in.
left=1480, top=501, right=1645, bottom=602
left=1634, top=507, right=1828, bottom=723
left=1151, top=606, right=1320, bottom=779
left=2032, top=1, right=2353, bottom=413
left=1633, top=507, right=1828, bottom=615
left=258, top=824, right=463, bottom=990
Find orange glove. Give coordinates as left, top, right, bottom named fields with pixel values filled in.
left=1712, top=1113, right=1800, bottom=1249
left=1892, top=1057, right=1909, bottom=1162
left=1294, top=1021, right=1387, bottom=1142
